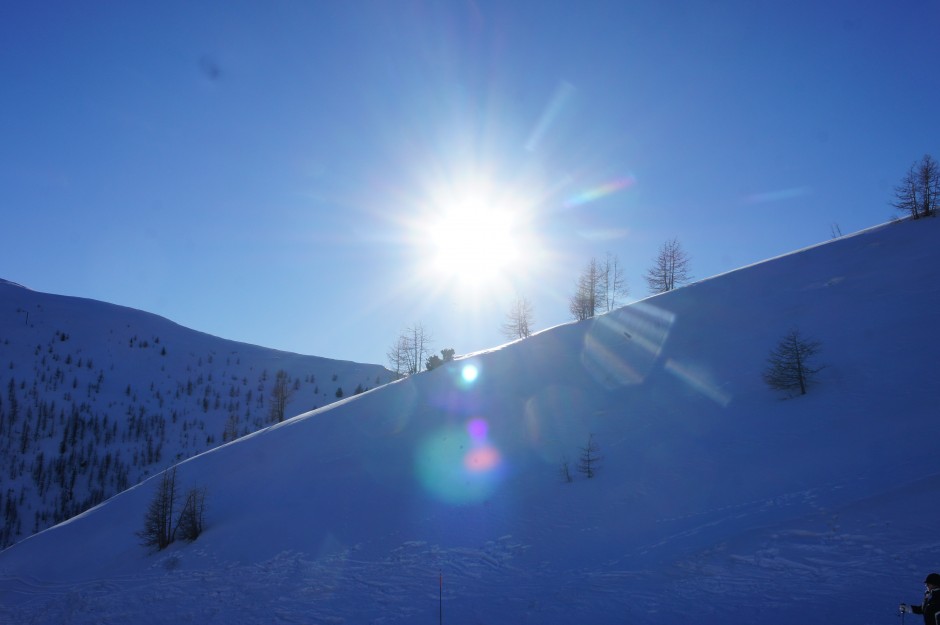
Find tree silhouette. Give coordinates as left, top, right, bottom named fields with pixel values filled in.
left=892, top=154, right=939, bottom=219
left=645, top=238, right=692, bottom=294
left=425, top=348, right=455, bottom=371
left=138, top=467, right=178, bottom=551
left=502, top=295, right=535, bottom=339
left=763, top=329, right=824, bottom=396
left=600, top=252, right=629, bottom=312
left=577, top=434, right=602, bottom=478
left=176, top=486, right=207, bottom=542
left=387, top=324, right=433, bottom=376
left=268, top=369, right=295, bottom=423
left=569, top=259, right=603, bottom=321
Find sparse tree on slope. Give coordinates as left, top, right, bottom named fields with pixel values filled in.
left=763, top=329, right=824, bottom=396
left=268, top=369, right=295, bottom=423
left=138, top=467, right=178, bottom=551
left=600, top=252, right=629, bottom=312
left=577, top=434, right=602, bottom=478
left=386, top=334, right=409, bottom=378
left=893, top=154, right=939, bottom=219
left=502, top=295, right=534, bottom=339
left=645, top=238, right=692, bottom=294
left=426, top=348, right=455, bottom=371
left=569, top=258, right=603, bottom=321
left=222, top=412, right=240, bottom=442
left=176, top=486, right=207, bottom=542
left=387, top=324, right=434, bottom=376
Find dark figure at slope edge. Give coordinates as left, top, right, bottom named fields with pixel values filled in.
left=901, top=573, right=940, bottom=625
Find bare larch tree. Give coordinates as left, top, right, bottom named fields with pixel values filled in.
left=893, top=154, right=939, bottom=219
left=569, top=258, right=603, bottom=321
left=387, top=323, right=434, bottom=376
left=502, top=295, right=535, bottom=339
left=600, top=252, right=629, bottom=312
left=763, top=329, right=824, bottom=396
left=645, top=237, right=692, bottom=294
left=138, top=466, right=178, bottom=551
left=176, top=486, right=207, bottom=542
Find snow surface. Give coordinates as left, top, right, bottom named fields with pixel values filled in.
left=2, top=218, right=939, bottom=624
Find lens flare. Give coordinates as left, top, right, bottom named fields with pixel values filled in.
left=664, top=358, right=732, bottom=407
left=565, top=176, right=636, bottom=208
left=415, top=421, right=504, bottom=505
left=526, top=80, right=576, bottom=152
left=463, top=446, right=501, bottom=472
left=461, top=364, right=479, bottom=384
left=467, top=417, right=488, bottom=440
left=523, top=385, right=588, bottom=464
left=580, top=303, right=674, bottom=389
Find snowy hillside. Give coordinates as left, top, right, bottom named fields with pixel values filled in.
left=1, top=218, right=939, bottom=625
left=0, top=283, right=393, bottom=547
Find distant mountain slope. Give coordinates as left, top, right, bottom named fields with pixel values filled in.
left=1, top=218, right=938, bottom=625
left=0, top=282, right=393, bottom=547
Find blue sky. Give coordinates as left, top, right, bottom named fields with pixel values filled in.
left=2, top=1, right=937, bottom=366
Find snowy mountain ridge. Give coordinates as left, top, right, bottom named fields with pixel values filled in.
left=1, top=218, right=939, bottom=625
left=0, top=281, right=393, bottom=547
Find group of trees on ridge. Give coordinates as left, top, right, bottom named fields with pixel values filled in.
left=387, top=239, right=693, bottom=376
left=388, top=154, right=937, bottom=377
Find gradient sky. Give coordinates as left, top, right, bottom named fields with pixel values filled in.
left=2, top=1, right=938, bottom=366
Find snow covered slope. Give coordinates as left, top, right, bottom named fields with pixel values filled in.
left=0, top=282, right=393, bottom=547
left=1, top=218, right=938, bottom=625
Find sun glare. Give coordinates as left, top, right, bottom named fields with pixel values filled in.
left=429, top=204, right=518, bottom=284
left=419, top=178, right=532, bottom=292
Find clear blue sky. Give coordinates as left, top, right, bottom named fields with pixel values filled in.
left=2, top=1, right=937, bottom=366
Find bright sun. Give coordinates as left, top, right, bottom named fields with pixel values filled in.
left=427, top=201, right=519, bottom=286
left=418, top=177, right=533, bottom=291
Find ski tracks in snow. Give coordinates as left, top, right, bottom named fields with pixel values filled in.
left=0, top=537, right=537, bottom=624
